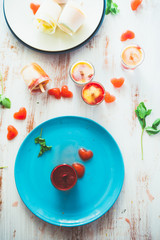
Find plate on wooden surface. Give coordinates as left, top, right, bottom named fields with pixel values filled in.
left=14, top=116, right=124, bottom=227
left=3, top=0, right=106, bottom=53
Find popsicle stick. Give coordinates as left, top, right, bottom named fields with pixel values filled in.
left=39, top=83, right=45, bottom=93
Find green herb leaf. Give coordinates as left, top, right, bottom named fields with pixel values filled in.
left=152, top=118, right=160, bottom=129
left=135, top=102, right=152, bottom=129
left=145, top=118, right=160, bottom=136
left=135, top=113, right=145, bottom=129
left=0, top=72, right=11, bottom=109
left=0, top=94, right=2, bottom=103
left=35, top=129, right=52, bottom=157
left=110, top=2, right=119, bottom=14
left=135, top=102, right=152, bottom=160
left=1, top=97, right=11, bottom=108
left=35, top=138, right=39, bottom=144
left=145, top=127, right=160, bottom=136
left=106, top=0, right=119, bottom=15
left=105, top=0, right=111, bottom=14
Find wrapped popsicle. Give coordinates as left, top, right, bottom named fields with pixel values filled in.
left=21, top=63, right=50, bottom=93
left=34, top=0, right=62, bottom=34
left=55, top=0, right=68, bottom=4
left=58, top=1, right=85, bottom=36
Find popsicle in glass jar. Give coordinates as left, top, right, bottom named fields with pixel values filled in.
left=70, top=61, right=94, bottom=86
left=121, top=45, right=144, bottom=70
left=82, top=82, right=105, bottom=105
left=50, top=164, right=77, bottom=191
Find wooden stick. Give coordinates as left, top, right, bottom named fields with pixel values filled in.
left=39, top=83, right=45, bottom=93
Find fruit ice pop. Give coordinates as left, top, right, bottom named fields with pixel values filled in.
left=55, top=0, right=68, bottom=4
left=21, top=63, right=50, bottom=93
left=121, top=45, right=144, bottom=70
left=34, top=0, right=62, bottom=34
left=58, top=1, right=85, bottom=36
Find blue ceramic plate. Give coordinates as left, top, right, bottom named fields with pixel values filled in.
left=14, top=116, right=124, bottom=227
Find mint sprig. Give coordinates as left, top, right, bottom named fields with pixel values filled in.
left=135, top=102, right=152, bottom=160
left=35, top=129, right=52, bottom=157
left=106, top=0, right=119, bottom=15
left=0, top=72, right=11, bottom=109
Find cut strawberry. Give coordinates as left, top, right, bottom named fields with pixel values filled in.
left=131, top=0, right=143, bottom=11
left=14, top=107, right=27, bottom=120
left=105, top=92, right=116, bottom=103
left=121, top=31, right=135, bottom=41
left=61, top=85, right=73, bottom=98
left=72, top=163, right=85, bottom=178
left=30, top=3, right=40, bottom=15
left=111, top=78, right=125, bottom=88
left=48, top=88, right=61, bottom=99
left=78, top=148, right=93, bottom=161
left=7, top=125, right=18, bottom=140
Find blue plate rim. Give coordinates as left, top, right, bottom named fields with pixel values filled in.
left=14, top=116, right=125, bottom=227
left=3, top=0, right=106, bottom=54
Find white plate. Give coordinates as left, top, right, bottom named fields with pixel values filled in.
left=3, top=0, right=106, bottom=53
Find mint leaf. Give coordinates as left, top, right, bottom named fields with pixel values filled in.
left=110, top=2, right=119, bottom=14
left=135, top=102, right=151, bottom=129
left=105, top=0, right=111, bottom=14
left=0, top=72, right=11, bottom=109
left=135, top=113, right=145, bottom=129
left=152, top=118, right=160, bottom=129
left=106, top=0, right=119, bottom=15
left=145, top=127, right=160, bottom=136
left=145, top=118, right=160, bottom=136
left=35, top=138, right=40, bottom=144
left=136, top=102, right=151, bottom=120
left=1, top=97, right=11, bottom=108
left=146, top=109, right=152, bottom=117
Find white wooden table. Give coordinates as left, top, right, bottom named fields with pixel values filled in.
left=0, top=0, right=160, bottom=239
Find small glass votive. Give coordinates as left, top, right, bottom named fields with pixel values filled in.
left=121, top=45, right=144, bottom=70
left=81, top=82, right=105, bottom=105
left=50, top=164, right=77, bottom=191
left=70, top=61, right=95, bottom=87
